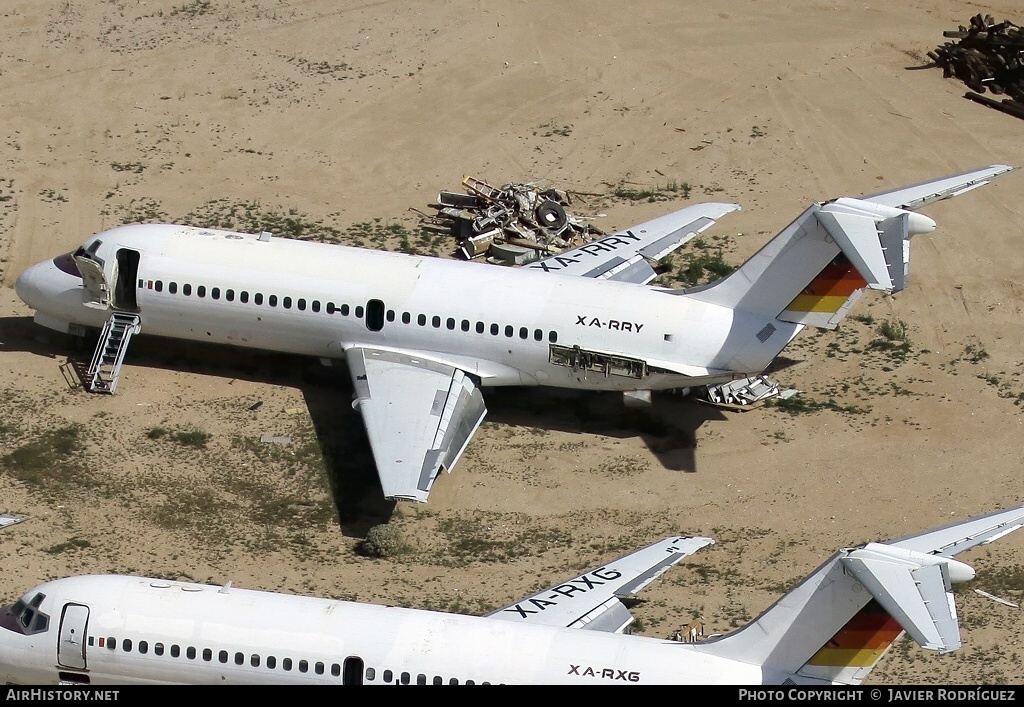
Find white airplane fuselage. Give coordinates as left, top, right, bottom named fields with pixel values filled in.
left=0, top=575, right=765, bottom=685
left=15, top=224, right=781, bottom=392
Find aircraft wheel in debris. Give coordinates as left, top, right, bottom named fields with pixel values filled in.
left=535, top=201, right=568, bottom=230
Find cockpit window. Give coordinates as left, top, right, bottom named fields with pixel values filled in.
left=53, top=252, right=83, bottom=278
left=86, top=239, right=102, bottom=255
left=5, top=593, right=49, bottom=636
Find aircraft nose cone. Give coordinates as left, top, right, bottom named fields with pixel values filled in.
left=14, top=263, right=48, bottom=311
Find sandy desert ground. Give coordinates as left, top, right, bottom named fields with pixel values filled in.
left=1, top=0, right=1023, bottom=685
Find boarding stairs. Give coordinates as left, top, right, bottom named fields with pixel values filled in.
left=86, top=312, right=141, bottom=394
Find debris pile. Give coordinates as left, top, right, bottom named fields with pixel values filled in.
left=699, top=376, right=798, bottom=411
left=929, top=14, right=1024, bottom=120
left=420, top=176, right=603, bottom=264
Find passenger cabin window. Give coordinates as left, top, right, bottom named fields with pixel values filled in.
left=283, top=297, right=292, bottom=309
left=490, top=323, right=499, bottom=335
left=155, top=643, right=164, bottom=656
left=299, top=660, right=309, bottom=673
left=402, top=312, right=411, bottom=324
left=226, top=289, right=235, bottom=302
left=139, top=641, right=149, bottom=654
left=169, top=283, right=177, bottom=295
left=432, top=316, right=441, bottom=328
left=240, top=291, right=249, bottom=304
left=417, top=314, right=426, bottom=326
left=255, top=293, right=263, bottom=305
left=187, top=647, right=196, bottom=660
left=219, top=651, right=228, bottom=664
left=123, top=639, right=132, bottom=652
left=298, top=299, right=306, bottom=311
left=212, top=287, right=220, bottom=300
left=341, top=304, right=350, bottom=316
left=170, top=645, right=180, bottom=658
left=154, top=281, right=163, bottom=293
left=269, top=295, right=278, bottom=307
left=183, top=284, right=192, bottom=296
left=203, top=649, right=212, bottom=661
left=311, top=301, right=320, bottom=313
left=267, top=656, right=277, bottom=669
left=446, top=317, right=455, bottom=330
left=505, top=325, right=513, bottom=337
left=355, top=306, right=364, bottom=318
left=197, top=286, right=206, bottom=298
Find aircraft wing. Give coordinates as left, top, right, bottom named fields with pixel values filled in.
left=859, top=164, right=1014, bottom=210
left=486, top=536, right=714, bottom=632
left=345, top=347, right=486, bottom=503
left=526, top=203, right=739, bottom=284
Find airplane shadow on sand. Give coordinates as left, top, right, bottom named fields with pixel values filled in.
left=1, top=315, right=747, bottom=537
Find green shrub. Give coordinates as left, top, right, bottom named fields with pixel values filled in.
left=359, top=524, right=408, bottom=558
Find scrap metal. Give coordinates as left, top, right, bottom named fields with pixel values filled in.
left=423, top=176, right=604, bottom=263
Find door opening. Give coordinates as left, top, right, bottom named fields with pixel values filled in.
left=114, top=248, right=140, bottom=310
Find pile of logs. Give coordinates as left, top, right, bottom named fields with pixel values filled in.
left=928, top=14, right=1024, bottom=120
left=420, top=176, right=602, bottom=264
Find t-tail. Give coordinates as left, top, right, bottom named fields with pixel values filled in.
left=683, top=165, right=1013, bottom=374
left=692, top=505, right=1024, bottom=684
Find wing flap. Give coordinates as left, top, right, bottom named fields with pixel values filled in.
left=526, top=203, right=739, bottom=282
left=486, top=536, right=714, bottom=631
left=346, top=347, right=486, bottom=502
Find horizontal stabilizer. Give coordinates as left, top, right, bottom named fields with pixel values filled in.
left=814, top=198, right=934, bottom=295
left=487, top=536, right=714, bottom=632
left=888, top=505, right=1024, bottom=557
left=840, top=544, right=964, bottom=652
left=860, top=164, right=1014, bottom=210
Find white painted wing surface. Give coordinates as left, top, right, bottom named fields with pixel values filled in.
left=345, top=347, right=486, bottom=503
left=486, top=536, right=714, bottom=632
left=526, top=203, right=740, bottom=283
left=859, top=164, right=1014, bottom=210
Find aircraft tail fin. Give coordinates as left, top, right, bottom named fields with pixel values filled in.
left=686, top=165, right=1013, bottom=332
left=693, top=505, right=1024, bottom=685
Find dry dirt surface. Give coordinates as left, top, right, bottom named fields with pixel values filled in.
left=1, top=0, right=1023, bottom=685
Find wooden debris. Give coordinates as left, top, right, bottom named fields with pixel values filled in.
left=928, top=14, right=1024, bottom=119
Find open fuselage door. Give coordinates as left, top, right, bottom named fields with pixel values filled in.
left=73, top=250, right=114, bottom=309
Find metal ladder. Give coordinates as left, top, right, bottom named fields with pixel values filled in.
left=461, top=175, right=508, bottom=203
left=86, top=312, right=141, bottom=394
